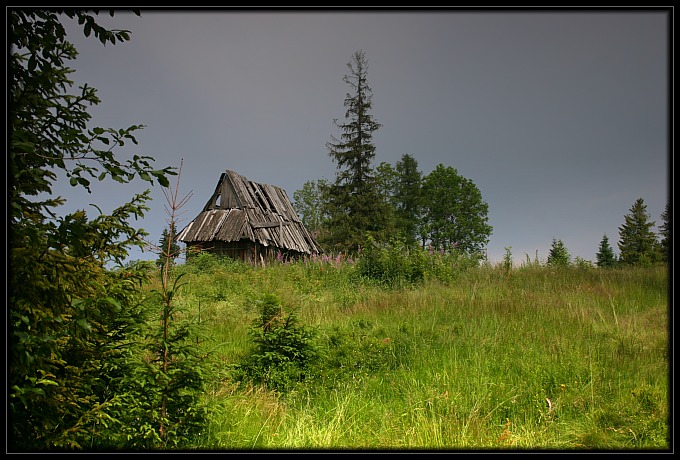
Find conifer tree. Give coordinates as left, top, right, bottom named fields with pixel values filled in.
left=595, top=234, right=617, bottom=268
left=547, top=237, right=571, bottom=267
left=324, top=50, right=389, bottom=252
left=131, top=160, right=209, bottom=449
left=374, top=161, right=398, bottom=237
left=9, top=10, right=176, bottom=449
left=375, top=161, right=398, bottom=199
left=156, top=222, right=181, bottom=267
left=618, top=198, right=658, bottom=266
left=393, top=154, right=423, bottom=247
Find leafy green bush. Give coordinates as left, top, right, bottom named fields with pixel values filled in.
left=356, top=237, right=427, bottom=287
left=182, top=251, right=222, bottom=273
left=293, top=319, right=418, bottom=397
left=180, top=251, right=252, bottom=276
left=423, top=245, right=483, bottom=283
left=574, top=256, right=595, bottom=270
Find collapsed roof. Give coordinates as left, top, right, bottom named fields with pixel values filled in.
left=175, top=170, right=323, bottom=256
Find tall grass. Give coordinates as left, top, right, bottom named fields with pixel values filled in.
left=164, top=255, right=669, bottom=450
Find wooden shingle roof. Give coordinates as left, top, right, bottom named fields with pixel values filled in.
left=176, top=170, right=323, bottom=255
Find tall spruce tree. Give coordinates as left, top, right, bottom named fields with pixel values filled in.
left=595, top=234, right=617, bottom=268
left=618, top=197, right=658, bottom=266
left=324, top=50, right=389, bottom=252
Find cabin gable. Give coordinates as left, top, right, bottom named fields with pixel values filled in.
left=176, top=169, right=323, bottom=264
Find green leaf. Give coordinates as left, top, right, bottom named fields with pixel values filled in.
left=157, top=174, right=170, bottom=188
left=77, top=319, right=92, bottom=331
left=11, top=141, right=35, bottom=153
left=104, top=297, right=121, bottom=311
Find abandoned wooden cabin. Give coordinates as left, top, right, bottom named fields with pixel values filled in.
left=175, top=170, right=323, bottom=264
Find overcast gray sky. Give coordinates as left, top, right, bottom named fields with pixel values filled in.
left=51, top=7, right=670, bottom=265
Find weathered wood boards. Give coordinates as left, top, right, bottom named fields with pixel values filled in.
left=176, top=170, right=323, bottom=261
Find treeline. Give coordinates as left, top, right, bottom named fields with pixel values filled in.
left=524, top=197, right=669, bottom=270
left=291, top=51, right=669, bottom=269
left=293, top=50, right=492, bottom=258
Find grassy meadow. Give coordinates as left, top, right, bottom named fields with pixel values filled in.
left=152, top=253, right=670, bottom=451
